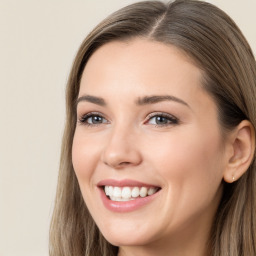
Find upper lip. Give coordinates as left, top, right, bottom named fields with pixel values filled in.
left=97, top=179, right=160, bottom=188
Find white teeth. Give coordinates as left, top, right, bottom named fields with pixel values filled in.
left=140, top=187, right=147, bottom=197
left=104, top=186, right=159, bottom=201
left=121, top=187, right=131, bottom=199
left=108, top=186, right=113, bottom=197
left=148, top=187, right=157, bottom=196
left=104, top=186, right=109, bottom=196
left=113, top=187, right=122, bottom=197
left=131, top=187, right=140, bottom=198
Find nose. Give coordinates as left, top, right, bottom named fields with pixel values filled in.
left=101, top=126, right=142, bottom=169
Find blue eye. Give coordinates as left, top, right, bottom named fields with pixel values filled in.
left=79, top=113, right=108, bottom=126
left=147, top=113, right=179, bottom=126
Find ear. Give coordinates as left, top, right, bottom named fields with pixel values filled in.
left=223, top=120, right=255, bottom=183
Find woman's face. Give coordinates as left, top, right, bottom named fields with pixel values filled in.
left=72, top=39, right=229, bottom=249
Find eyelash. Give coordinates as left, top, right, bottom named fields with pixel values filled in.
left=78, top=112, right=108, bottom=127
left=146, top=112, right=179, bottom=127
left=78, top=112, right=179, bottom=127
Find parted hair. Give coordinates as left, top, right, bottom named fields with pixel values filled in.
left=49, top=1, right=256, bottom=255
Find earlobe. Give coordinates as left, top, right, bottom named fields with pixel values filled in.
left=223, top=120, right=255, bottom=183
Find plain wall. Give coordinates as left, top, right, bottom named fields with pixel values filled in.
left=0, top=1, right=255, bottom=255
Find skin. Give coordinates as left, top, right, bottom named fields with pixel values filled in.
left=72, top=39, right=235, bottom=256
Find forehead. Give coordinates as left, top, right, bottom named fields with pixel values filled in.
left=80, top=39, right=203, bottom=97
left=80, top=40, right=211, bottom=110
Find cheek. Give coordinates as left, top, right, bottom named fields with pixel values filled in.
left=145, top=128, right=224, bottom=224
left=72, top=130, right=106, bottom=216
left=72, top=130, right=102, bottom=184
left=144, top=127, right=224, bottom=196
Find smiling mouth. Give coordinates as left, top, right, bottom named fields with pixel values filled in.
left=103, top=186, right=161, bottom=201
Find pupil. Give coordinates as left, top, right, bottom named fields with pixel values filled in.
left=93, top=116, right=102, bottom=124
left=156, top=116, right=167, bottom=124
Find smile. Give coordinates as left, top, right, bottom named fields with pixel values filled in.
left=104, top=186, right=159, bottom=201
left=97, top=179, right=161, bottom=212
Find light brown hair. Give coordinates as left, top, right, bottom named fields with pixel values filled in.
left=50, top=1, right=256, bottom=255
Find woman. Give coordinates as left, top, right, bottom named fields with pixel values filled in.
left=50, top=0, right=256, bottom=255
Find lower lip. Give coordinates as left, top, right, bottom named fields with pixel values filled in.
left=98, top=187, right=160, bottom=213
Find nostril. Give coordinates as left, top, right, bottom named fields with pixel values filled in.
left=120, top=162, right=131, bottom=166
left=103, top=160, right=133, bottom=168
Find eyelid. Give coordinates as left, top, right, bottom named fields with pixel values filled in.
left=78, top=111, right=103, bottom=119
left=78, top=111, right=109, bottom=125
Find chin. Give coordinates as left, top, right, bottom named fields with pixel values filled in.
left=98, top=221, right=158, bottom=247
left=103, top=232, right=150, bottom=247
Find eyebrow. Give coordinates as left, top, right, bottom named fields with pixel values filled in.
left=135, top=95, right=189, bottom=107
left=76, top=95, right=106, bottom=106
left=76, top=94, right=190, bottom=108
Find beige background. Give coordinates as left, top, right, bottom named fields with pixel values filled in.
left=0, top=0, right=255, bottom=255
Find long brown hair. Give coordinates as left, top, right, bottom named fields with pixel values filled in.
left=49, top=1, right=256, bottom=255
